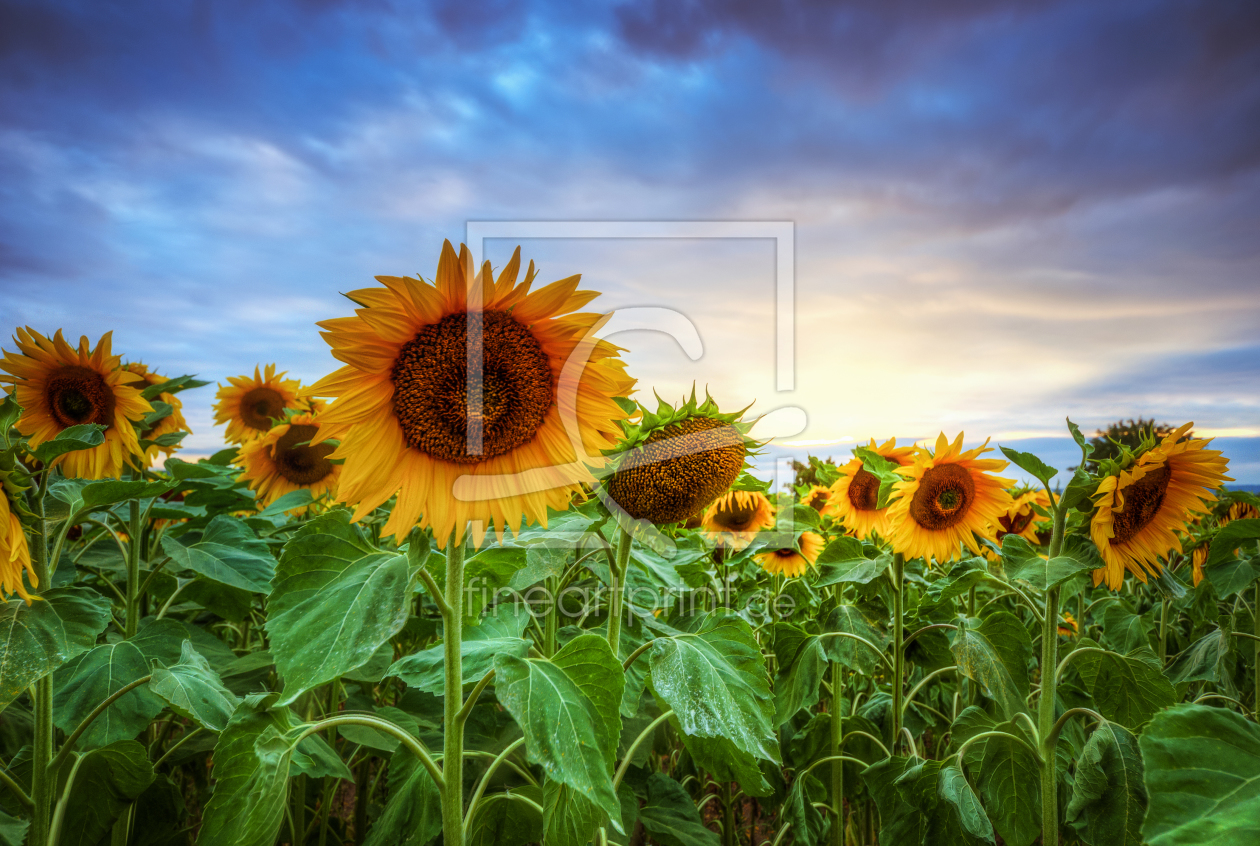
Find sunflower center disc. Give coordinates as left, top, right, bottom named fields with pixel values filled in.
left=1111, top=463, right=1172, bottom=545
left=848, top=468, right=882, bottom=511
left=807, top=491, right=831, bottom=513
left=240, top=387, right=287, bottom=432
left=45, top=365, right=115, bottom=428
left=998, top=509, right=1034, bottom=536
left=391, top=310, right=554, bottom=464
left=909, top=463, right=975, bottom=530
left=714, top=499, right=758, bottom=532
left=273, top=424, right=336, bottom=485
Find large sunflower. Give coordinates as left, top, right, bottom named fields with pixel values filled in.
left=885, top=433, right=1014, bottom=564
left=0, top=329, right=151, bottom=479
left=238, top=412, right=340, bottom=513
left=701, top=489, right=775, bottom=550
left=306, top=240, right=635, bottom=546
left=213, top=364, right=304, bottom=445
left=755, top=531, right=823, bottom=578
left=830, top=438, right=917, bottom=540
left=122, top=362, right=191, bottom=465
left=1090, top=423, right=1230, bottom=589
left=0, top=478, right=34, bottom=603
left=997, top=488, right=1052, bottom=545
left=601, top=391, right=758, bottom=525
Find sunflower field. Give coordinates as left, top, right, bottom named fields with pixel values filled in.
left=1, top=241, right=1258, bottom=846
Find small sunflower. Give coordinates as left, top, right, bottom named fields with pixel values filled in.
left=1219, top=501, right=1259, bottom=527
left=830, top=438, right=917, bottom=540
left=238, top=412, right=340, bottom=513
left=1191, top=545, right=1208, bottom=587
left=701, top=489, right=775, bottom=550
left=1057, top=611, right=1078, bottom=637
left=213, top=364, right=304, bottom=445
left=1090, top=423, right=1231, bottom=590
left=755, top=531, right=823, bottom=578
left=121, top=362, right=191, bottom=464
left=800, top=485, right=840, bottom=519
left=601, top=391, right=759, bottom=526
left=885, top=433, right=1015, bottom=564
left=0, top=329, right=151, bottom=479
left=307, top=241, right=635, bottom=546
left=0, top=475, right=35, bottom=603
left=997, top=488, right=1052, bottom=544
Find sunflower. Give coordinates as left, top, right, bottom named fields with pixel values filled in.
left=0, top=479, right=34, bottom=603
left=701, top=489, right=775, bottom=550
left=238, top=412, right=340, bottom=513
left=121, top=362, right=191, bottom=465
left=0, top=329, right=151, bottom=479
left=1191, top=545, right=1208, bottom=587
left=1219, top=501, right=1259, bottom=527
left=830, top=438, right=918, bottom=540
left=1057, top=611, right=1078, bottom=637
left=997, top=488, right=1052, bottom=544
left=306, top=241, right=635, bottom=546
left=755, top=531, right=823, bottom=578
left=213, top=364, right=304, bottom=445
left=601, top=391, right=758, bottom=526
left=801, top=484, right=840, bottom=519
left=885, top=433, right=1015, bottom=564
left=1090, top=423, right=1231, bottom=590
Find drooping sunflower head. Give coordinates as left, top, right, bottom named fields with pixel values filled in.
left=1057, top=611, right=1079, bottom=638
left=121, top=362, right=192, bottom=464
left=0, top=459, right=35, bottom=604
left=701, top=488, right=775, bottom=550
left=801, top=484, right=840, bottom=519
left=831, top=437, right=919, bottom=540
left=238, top=411, right=340, bottom=514
left=997, top=487, right=1052, bottom=545
left=306, top=240, right=635, bottom=546
left=0, top=328, right=151, bottom=479
left=755, top=531, right=823, bottom=578
left=600, top=390, right=760, bottom=526
left=213, top=364, right=304, bottom=445
left=1191, top=545, right=1208, bottom=588
left=1219, top=501, right=1259, bottom=528
left=885, top=433, right=1015, bottom=564
left=1090, top=422, right=1231, bottom=590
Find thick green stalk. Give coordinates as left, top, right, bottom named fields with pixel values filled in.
left=721, top=781, right=736, bottom=846
left=28, top=484, right=54, bottom=846
left=442, top=536, right=466, bottom=846
left=544, top=574, right=558, bottom=658
left=607, top=526, right=632, bottom=656
left=830, top=660, right=845, bottom=846
left=890, top=553, right=905, bottom=751
left=124, top=498, right=141, bottom=638
left=1039, top=498, right=1068, bottom=846
left=1254, top=582, right=1259, bottom=722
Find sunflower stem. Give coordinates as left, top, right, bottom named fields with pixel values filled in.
left=27, top=478, right=55, bottom=846
left=1039, top=496, right=1068, bottom=846
left=830, top=658, right=845, bottom=846
left=608, top=525, right=632, bottom=657
left=124, top=497, right=142, bottom=639
left=442, top=535, right=466, bottom=846
left=1254, top=581, right=1259, bottom=723
left=1159, top=596, right=1170, bottom=665
left=721, top=780, right=736, bottom=846
left=890, top=553, right=905, bottom=752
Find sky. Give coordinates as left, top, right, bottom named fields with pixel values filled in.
left=1, top=0, right=1258, bottom=484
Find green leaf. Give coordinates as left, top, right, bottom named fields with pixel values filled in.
left=267, top=519, right=411, bottom=704
left=0, top=587, right=110, bottom=709
left=920, top=559, right=988, bottom=608
left=1207, top=518, right=1260, bottom=569
left=976, top=728, right=1040, bottom=846
left=1067, top=721, right=1146, bottom=846
left=1204, top=554, right=1260, bottom=600
left=388, top=637, right=529, bottom=695
left=552, top=634, right=624, bottom=765
left=57, top=740, right=155, bottom=846
left=362, top=744, right=441, bottom=846
left=494, top=637, right=624, bottom=831
left=649, top=614, right=780, bottom=765
left=161, top=515, right=275, bottom=593
left=254, top=488, right=314, bottom=519
left=428, top=546, right=526, bottom=625
left=1099, top=602, right=1149, bottom=654
left=999, top=535, right=1094, bottom=590
left=1166, top=627, right=1234, bottom=687
left=1141, top=703, right=1260, bottom=845
left=814, top=538, right=890, bottom=586
left=999, top=446, right=1058, bottom=485
left=853, top=446, right=901, bottom=509
left=0, top=808, right=28, bottom=846
left=866, top=756, right=994, bottom=845
left=1074, top=644, right=1175, bottom=728
left=54, top=636, right=169, bottom=750
left=542, top=779, right=604, bottom=846
left=141, top=374, right=208, bottom=399
left=938, top=764, right=996, bottom=844
left=148, top=641, right=241, bottom=732
left=467, top=792, right=544, bottom=846
left=772, top=624, right=827, bottom=725
left=949, top=706, right=998, bottom=770
left=782, top=771, right=829, bottom=846
left=822, top=604, right=888, bottom=674
left=949, top=612, right=1032, bottom=719
left=639, top=772, right=721, bottom=846
left=32, top=424, right=104, bottom=464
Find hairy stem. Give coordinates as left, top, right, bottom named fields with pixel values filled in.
left=443, top=536, right=466, bottom=846
left=830, top=659, right=845, bottom=846
left=1039, top=496, right=1068, bottom=846
left=890, top=553, right=905, bottom=751
left=608, top=526, right=632, bottom=656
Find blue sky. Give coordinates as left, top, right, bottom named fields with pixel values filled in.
left=2, top=0, right=1258, bottom=481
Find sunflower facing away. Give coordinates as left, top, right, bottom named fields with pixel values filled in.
left=0, top=478, right=34, bottom=603
left=214, top=364, right=305, bottom=445
left=602, top=391, right=759, bottom=526
left=0, top=329, right=151, bottom=479
left=997, top=488, right=1052, bottom=544
left=801, top=484, right=840, bottom=519
left=885, top=433, right=1015, bottom=564
left=1090, top=423, right=1231, bottom=590
left=122, top=362, right=191, bottom=464
left=239, top=412, right=340, bottom=513
left=830, top=438, right=918, bottom=540
left=306, top=241, right=635, bottom=546
left=1218, top=501, right=1259, bottom=527
left=1057, top=611, right=1078, bottom=637
left=755, top=531, right=823, bottom=578
left=701, top=489, right=775, bottom=550
left=1191, top=545, right=1208, bottom=588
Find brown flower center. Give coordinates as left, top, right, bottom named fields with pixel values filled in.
left=714, top=498, right=759, bottom=532
left=847, top=467, right=881, bottom=511
left=45, top=365, right=115, bottom=428
left=1110, top=463, right=1171, bottom=546
left=391, top=310, right=553, bottom=464
left=998, top=509, right=1034, bottom=537
left=806, top=490, right=831, bottom=513
left=272, top=424, right=336, bottom=486
left=240, top=387, right=287, bottom=432
left=909, top=463, right=975, bottom=530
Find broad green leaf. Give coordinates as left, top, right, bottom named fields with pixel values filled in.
left=362, top=744, right=441, bottom=846
left=254, top=488, right=314, bottom=519
left=54, top=630, right=175, bottom=749
left=268, top=518, right=411, bottom=704
left=1099, top=602, right=1149, bottom=653
left=494, top=640, right=624, bottom=830
left=853, top=447, right=901, bottom=509
left=149, top=641, right=240, bottom=732
left=867, top=756, right=994, bottom=845
left=1206, top=518, right=1260, bottom=569
left=1074, top=643, right=1175, bottom=728
left=821, top=604, right=888, bottom=674
left=949, top=612, right=1032, bottom=719
left=57, top=740, right=155, bottom=846
left=1141, top=703, right=1260, bottom=845
left=949, top=706, right=998, bottom=770
left=342, top=640, right=395, bottom=683
left=864, top=756, right=919, bottom=844
left=0, top=587, right=110, bottom=709
left=999, top=446, right=1058, bottom=485
left=976, top=727, right=1040, bottom=846
left=32, top=424, right=104, bottom=464
left=920, top=559, right=988, bottom=609
left=772, top=623, right=827, bottom=725
left=388, top=637, right=529, bottom=695
left=649, top=614, right=780, bottom=765
left=1166, top=627, right=1234, bottom=687
left=542, top=779, right=604, bottom=846
left=552, top=634, right=624, bottom=765
left=782, top=770, right=829, bottom=846
left=162, top=515, right=275, bottom=593
left=938, top=764, right=995, bottom=844
left=1000, top=535, right=1093, bottom=590
left=815, top=538, right=890, bottom=586
left=0, top=808, right=27, bottom=846
left=467, top=792, right=544, bottom=846
left=510, top=543, right=571, bottom=590
left=1204, top=554, right=1260, bottom=600
left=1067, top=721, right=1146, bottom=846
left=428, top=546, right=526, bottom=626
left=678, top=732, right=773, bottom=797
left=639, top=772, right=721, bottom=846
